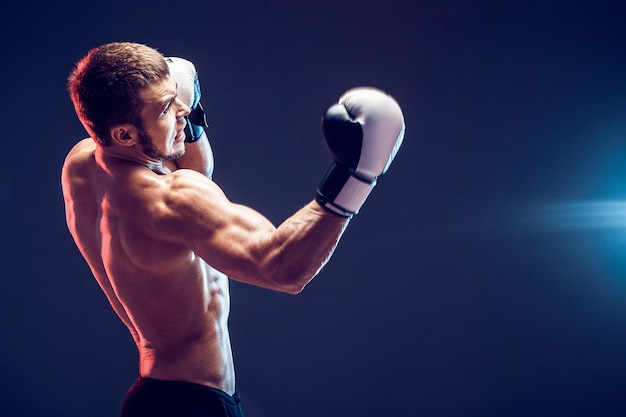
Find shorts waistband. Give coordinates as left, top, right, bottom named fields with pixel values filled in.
left=136, top=377, right=241, bottom=405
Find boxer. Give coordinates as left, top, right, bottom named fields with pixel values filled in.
left=62, top=41, right=405, bottom=417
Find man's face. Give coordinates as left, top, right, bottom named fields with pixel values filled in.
left=137, top=76, right=189, bottom=161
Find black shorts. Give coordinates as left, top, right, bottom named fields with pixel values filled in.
left=120, top=377, right=245, bottom=417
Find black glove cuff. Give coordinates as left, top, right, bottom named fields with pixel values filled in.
left=184, top=102, right=209, bottom=143
left=316, top=163, right=375, bottom=218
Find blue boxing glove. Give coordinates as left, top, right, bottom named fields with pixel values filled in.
left=166, top=57, right=209, bottom=143
left=316, top=87, right=405, bottom=218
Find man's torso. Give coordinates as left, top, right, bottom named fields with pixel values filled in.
left=61, top=138, right=235, bottom=394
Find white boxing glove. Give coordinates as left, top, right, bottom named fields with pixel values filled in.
left=316, top=87, right=405, bottom=217
left=165, top=57, right=209, bottom=143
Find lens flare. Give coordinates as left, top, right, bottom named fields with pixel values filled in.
left=528, top=201, right=626, bottom=231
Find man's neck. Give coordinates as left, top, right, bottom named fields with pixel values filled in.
left=95, top=144, right=168, bottom=175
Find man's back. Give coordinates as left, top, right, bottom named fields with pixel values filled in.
left=61, top=138, right=236, bottom=394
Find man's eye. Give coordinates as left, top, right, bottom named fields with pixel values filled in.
left=162, top=103, right=172, bottom=115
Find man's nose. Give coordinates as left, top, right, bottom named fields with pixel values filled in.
left=176, top=97, right=191, bottom=118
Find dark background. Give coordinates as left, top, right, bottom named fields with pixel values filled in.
left=1, top=1, right=625, bottom=416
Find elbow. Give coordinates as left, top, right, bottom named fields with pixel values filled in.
left=271, top=274, right=310, bottom=295
left=267, top=266, right=318, bottom=295
left=281, top=282, right=306, bottom=295
left=257, top=246, right=317, bottom=295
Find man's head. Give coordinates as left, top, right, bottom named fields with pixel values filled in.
left=68, top=42, right=170, bottom=146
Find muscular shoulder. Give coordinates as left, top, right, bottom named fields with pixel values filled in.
left=164, top=170, right=226, bottom=212
left=61, top=139, right=97, bottom=198
left=103, top=168, right=228, bottom=251
left=151, top=169, right=228, bottom=232
left=63, top=138, right=96, bottom=168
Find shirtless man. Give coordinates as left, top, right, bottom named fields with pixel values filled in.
left=61, top=42, right=404, bottom=417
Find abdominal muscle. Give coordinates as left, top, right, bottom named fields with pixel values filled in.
left=99, top=230, right=237, bottom=395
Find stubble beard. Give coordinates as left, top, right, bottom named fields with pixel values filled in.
left=137, top=126, right=185, bottom=162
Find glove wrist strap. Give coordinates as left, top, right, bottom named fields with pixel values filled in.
left=185, top=102, right=209, bottom=143
left=316, top=163, right=376, bottom=217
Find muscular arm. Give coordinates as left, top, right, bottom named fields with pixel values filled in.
left=158, top=170, right=349, bottom=294
left=212, top=199, right=348, bottom=294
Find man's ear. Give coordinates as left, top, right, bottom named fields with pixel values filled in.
left=110, top=124, right=138, bottom=147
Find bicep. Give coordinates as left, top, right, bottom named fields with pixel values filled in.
left=192, top=196, right=348, bottom=293
left=165, top=172, right=278, bottom=283
left=196, top=198, right=278, bottom=275
left=163, top=170, right=348, bottom=293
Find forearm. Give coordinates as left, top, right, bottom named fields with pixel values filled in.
left=257, top=201, right=350, bottom=294
left=166, top=57, right=213, bottom=177
left=173, top=133, right=214, bottom=178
